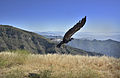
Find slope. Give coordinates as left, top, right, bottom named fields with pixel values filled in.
left=68, top=39, right=120, bottom=57
left=0, top=25, right=102, bottom=56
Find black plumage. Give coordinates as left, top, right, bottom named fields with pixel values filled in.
left=57, top=16, right=86, bottom=48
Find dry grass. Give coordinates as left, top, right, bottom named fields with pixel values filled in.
left=0, top=51, right=120, bottom=78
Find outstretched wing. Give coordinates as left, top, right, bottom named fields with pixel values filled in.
left=63, top=16, right=86, bottom=41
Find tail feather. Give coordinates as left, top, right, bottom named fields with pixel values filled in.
left=57, top=41, right=63, bottom=48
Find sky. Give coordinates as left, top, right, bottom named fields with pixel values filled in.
left=0, top=0, right=120, bottom=32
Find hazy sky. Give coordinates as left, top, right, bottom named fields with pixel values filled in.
left=0, top=0, right=120, bottom=32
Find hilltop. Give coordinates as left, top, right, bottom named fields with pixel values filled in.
left=0, top=25, right=102, bottom=56
left=0, top=52, right=119, bottom=78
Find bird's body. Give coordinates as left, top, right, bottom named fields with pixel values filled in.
left=57, top=16, right=86, bottom=48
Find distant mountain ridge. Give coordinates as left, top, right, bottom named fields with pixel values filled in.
left=40, top=35, right=120, bottom=58
left=37, top=31, right=120, bottom=42
left=68, top=39, right=120, bottom=58
left=0, top=25, right=102, bottom=56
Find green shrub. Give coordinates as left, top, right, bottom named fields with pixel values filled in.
left=0, top=57, right=9, bottom=68
left=9, top=49, right=30, bottom=55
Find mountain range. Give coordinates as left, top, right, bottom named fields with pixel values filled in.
left=37, top=31, right=120, bottom=42
left=40, top=34, right=120, bottom=58
left=0, top=25, right=102, bottom=56
left=68, top=39, right=120, bottom=58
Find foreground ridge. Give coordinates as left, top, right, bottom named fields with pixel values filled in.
left=0, top=52, right=119, bottom=78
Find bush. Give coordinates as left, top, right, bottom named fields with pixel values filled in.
left=9, top=49, right=30, bottom=55
left=0, top=57, right=9, bottom=68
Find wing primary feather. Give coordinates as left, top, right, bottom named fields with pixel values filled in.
left=56, top=16, right=86, bottom=48
left=64, top=16, right=86, bottom=40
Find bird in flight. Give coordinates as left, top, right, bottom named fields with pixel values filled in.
left=57, top=16, right=86, bottom=48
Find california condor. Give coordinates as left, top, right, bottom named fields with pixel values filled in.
left=57, top=16, right=86, bottom=48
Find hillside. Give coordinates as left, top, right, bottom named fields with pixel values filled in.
left=0, top=52, right=119, bottom=78
left=0, top=25, right=102, bottom=56
left=68, top=39, right=120, bottom=58
left=37, top=35, right=120, bottom=58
